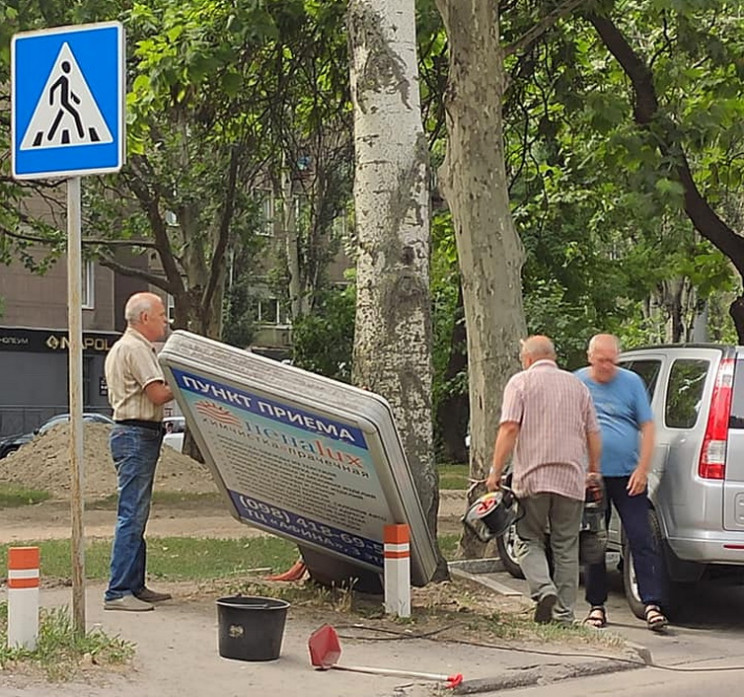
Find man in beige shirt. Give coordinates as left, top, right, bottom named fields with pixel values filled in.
left=103, top=292, right=174, bottom=612
left=487, top=336, right=601, bottom=624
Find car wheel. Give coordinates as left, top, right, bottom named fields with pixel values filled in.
left=496, top=523, right=525, bottom=579
left=0, top=445, right=20, bottom=459
left=622, top=509, right=685, bottom=620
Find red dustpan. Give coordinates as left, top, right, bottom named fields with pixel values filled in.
left=308, top=624, right=463, bottom=688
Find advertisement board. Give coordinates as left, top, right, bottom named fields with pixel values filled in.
left=159, top=330, right=438, bottom=586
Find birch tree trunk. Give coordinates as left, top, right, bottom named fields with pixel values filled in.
left=348, top=0, right=447, bottom=579
left=434, top=0, right=527, bottom=556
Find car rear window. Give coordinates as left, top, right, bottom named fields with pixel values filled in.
left=729, top=359, right=744, bottom=429
left=623, top=360, right=662, bottom=399
left=665, top=359, right=708, bottom=429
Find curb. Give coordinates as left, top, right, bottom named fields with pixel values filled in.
left=452, top=657, right=646, bottom=694
left=445, top=560, right=654, bottom=693
left=448, top=562, right=523, bottom=597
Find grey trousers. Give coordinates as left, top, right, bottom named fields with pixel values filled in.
left=516, top=492, right=583, bottom=622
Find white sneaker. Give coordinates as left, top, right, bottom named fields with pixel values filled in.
left=104, top=595, right=154, bottom=612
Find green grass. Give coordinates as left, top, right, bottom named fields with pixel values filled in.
left=12, top=534, right=462, bottom=581
left=437, top=463, right=468, bottom=490
left=437, top=533, right=460, bottom=560
left=0, top=602, right=134, bottom=680
left=12, top=536, right=300, bottom=582
left=0, top=484, right=51, bottom=507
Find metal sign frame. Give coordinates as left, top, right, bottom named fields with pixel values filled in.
left=159, top=330, right=439, bottom=587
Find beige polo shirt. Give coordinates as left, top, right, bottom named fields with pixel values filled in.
left=105, top=327, right=166, bottom=423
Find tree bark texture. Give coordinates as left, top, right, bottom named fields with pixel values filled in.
left=348, top=0, right=447, bottom=579
left=434, top=0, right=527, bottom=556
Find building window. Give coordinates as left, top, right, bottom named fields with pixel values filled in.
left=256, top=190, right=274, bottom=236
left=167, top=294, right=175, bottom=324
left=82, top=260, right=94, bottom=309
left=256, top=298, right=290, bottom=326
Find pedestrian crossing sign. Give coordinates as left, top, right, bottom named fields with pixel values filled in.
left=11, top=22, right=125, bottom=180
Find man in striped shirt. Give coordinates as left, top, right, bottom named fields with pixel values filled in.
left=487, top=335, right=601, bottom=624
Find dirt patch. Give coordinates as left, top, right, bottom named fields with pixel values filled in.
left=0, top=425, right=467, bottom=543
left=0, top=422, right=218, bottom=500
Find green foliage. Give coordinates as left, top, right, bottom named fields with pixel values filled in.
left=500, top=0, right=741, bottom=351
left=291, top=284, right=355, bottom=382
left=431, top=210, right=467, bottom=409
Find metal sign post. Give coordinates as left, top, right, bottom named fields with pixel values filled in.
left=11, top=21, right=125, bottom=636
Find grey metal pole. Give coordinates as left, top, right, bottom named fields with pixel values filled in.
left=67, top=176, right=86, bottom=635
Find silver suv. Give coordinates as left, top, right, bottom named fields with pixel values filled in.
left=497, top=345, right=744, bottom=618
left=610, top=344, right=744, bottom=617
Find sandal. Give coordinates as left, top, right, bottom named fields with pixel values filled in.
left=645, top=604, right=668, bottom=632
left=582, top=605, right=607, bottom=629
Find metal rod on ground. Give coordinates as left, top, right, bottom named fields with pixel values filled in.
left=308, top=624, right=465, bottom=689
left=329, top=664, right=463, bottom=688
left=7, top=546, right=40, bottom=650
left=383, top=523, right=410, bottom=617
left=67, top=175, right=86, bottom=635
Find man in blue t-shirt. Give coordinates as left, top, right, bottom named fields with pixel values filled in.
left=575, top=334, right=668, bottom=632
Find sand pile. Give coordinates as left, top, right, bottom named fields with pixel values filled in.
left=0, top=423, right=219, bottom=500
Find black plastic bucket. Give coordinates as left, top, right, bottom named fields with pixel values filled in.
left=216, top=596, right=290, bottom=662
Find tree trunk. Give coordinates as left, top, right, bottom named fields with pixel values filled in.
left=434, top=0, right=527, bottom=557
left=282, top=157, right=304, bottom=321
left=348, top=0, right=447, bottom=580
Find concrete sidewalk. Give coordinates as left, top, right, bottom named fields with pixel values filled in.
left=2, top=581, right=648, bottom=697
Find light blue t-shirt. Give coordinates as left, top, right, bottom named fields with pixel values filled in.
left=575, top=367, right=653, bottom=477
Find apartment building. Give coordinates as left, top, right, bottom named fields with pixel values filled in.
left=0, top=250, right=151, bottom=437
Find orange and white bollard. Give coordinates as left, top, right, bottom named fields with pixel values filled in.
left=7, top=546, right=40, bottom=650
left=383, top=524, right=410, bottom=618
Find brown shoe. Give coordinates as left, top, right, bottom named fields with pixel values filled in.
left=134, top=587, right=172, bottom=602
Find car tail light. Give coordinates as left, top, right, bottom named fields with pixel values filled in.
left=698, top=357, right=734, bottom=479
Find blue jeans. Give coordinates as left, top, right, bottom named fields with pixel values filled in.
left=105, top=424, right=162, bottom=601
left=584, top=476, right=662, bottom=607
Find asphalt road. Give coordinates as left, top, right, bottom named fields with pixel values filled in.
left=486, top=556, right=744, bottom=695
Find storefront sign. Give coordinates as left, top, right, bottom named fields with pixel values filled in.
left=0, top=326, right=119, bottom=354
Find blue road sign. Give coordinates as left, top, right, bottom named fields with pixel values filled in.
left=11, top=22, right=125, bottom=180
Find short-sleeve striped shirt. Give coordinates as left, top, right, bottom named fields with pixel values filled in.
left=105, top=327, right=166, bottom=423
left=501, top=360, right=600, bottom=501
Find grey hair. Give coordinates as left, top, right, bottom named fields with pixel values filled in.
left=521, top=335, right=556, bottom=359
left=124, top=293, right=158, bottom=325
left=588, top=334, right=621, bottom=354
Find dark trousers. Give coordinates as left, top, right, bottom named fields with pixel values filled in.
left=584, top=476, right=662, bottom=607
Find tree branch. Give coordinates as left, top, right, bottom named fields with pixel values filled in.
left=505, top=0, right=589, bottom=57
left=587, top=11, right=744, bottom=279
left=202, top=146, right=239, bottom=312
left=97, top=255, right=173, bottom=293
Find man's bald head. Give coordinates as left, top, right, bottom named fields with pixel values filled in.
left=587, top=333, right=621, bottom=383
left=520, top=335, right=556, bottom=368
